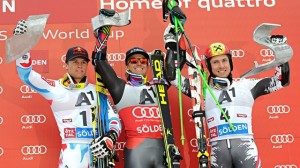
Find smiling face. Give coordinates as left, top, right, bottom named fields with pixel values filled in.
left=65, top=57, right=88, bottom=83
left=126, top=54, right=148, bottom=77
left=209, top=54, right=231, bottom=78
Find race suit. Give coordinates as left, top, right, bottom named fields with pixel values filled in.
left=171, top=62, right=290, bottom=168
left=95, top=59, right=165, bottom=168
left=205, top=63, right=290, bottom=168
left=16, top=53, right=121, bottom=168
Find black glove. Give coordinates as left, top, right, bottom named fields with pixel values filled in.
left=164, top=23, right=186, bottom=81
left=90, top=130, right=118, bottom=158
left=170, top=5, right=186, bottom=26
left=277, top=62, right=290, bottom=87
left=13, top=19, right=27, bottom=35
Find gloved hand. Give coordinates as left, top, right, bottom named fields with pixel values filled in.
left=90, top=130, right=118, bottom=158
left=164, top=23, right=177, bottom=51
left=170, top=5, right=186, bottom=27
left=92, top=25, right=112, bottom=66
left=94, top=25, right=111, bottom=50
left=268, top=35, right=287, bottom=45
left=164, top=22, right=187, bottom=81
left=13, top=19, right=27, bottom=35
left=92, top=9, right=115, bottom=65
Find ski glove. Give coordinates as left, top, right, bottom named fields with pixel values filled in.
left=164, top=23, right=187, bottom=81
left=13, top=19, right=27, bottom=35
left=268, top=35, right=287, bottom=45
left=170, top=5, right=186, bottom=27
left=90, top=130, right=118, bottom=158
left=164, top=23, right=177, bottom=51
left=92, top=25, right=112, bottom=66
left=92, top=9, right=115, bottom=65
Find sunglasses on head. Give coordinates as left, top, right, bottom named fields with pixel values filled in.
left=129, top=58, right=148, bottom=64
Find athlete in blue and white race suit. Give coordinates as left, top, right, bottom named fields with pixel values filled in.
left=169, top=40, right=290, bottom=168
left=14, top=20, right=121, bottom=168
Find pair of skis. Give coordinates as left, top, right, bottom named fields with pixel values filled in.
left=163, top=0, right=211, bottom=167
left=186, top=47, right=210, bottom=167
left=90, top=8, right=132, bottom=168
left=149, top=47, right=209, bottom=168
left=91, top=73, right=117, bottom=168
left=150, top=50, right=182, bottom=168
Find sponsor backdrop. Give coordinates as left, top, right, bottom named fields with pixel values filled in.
left=0, top=0, right=299, bottom=168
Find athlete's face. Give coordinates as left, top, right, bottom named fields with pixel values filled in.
left=210, top=55, right=231, bottom=78
left=126, top=54, right=148, bottom=77
left=65, top=57, right=88, bottom=82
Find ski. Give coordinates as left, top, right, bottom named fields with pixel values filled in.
left=186, top=46, right=210, bottom=168
left=92, top=72, right=116, bottom=168
left=150, top=50, right=182, bottom=168
left=90, top=8, right=131, bottom=168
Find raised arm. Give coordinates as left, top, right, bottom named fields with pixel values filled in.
left=251, top=61, right=290, bottom=99
left=92, top=22, right=126, bottom=105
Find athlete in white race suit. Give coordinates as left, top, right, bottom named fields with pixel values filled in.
left=14, top=20, right=121, bottom=168
left=169, top=40, right=290, bottom=168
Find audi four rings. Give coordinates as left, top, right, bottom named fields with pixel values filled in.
left=190, top=138, right=210, bottom=148
left=20, top=85, right=37, bottom=94
left=260, top=49, right=274, bottom=57
left=61, top=55, right=66, bottom=63
left=21, top=115, right=46, bottom=124
left=21, top=145, right=47, bottom=155
left=270, top=134, right=294, bottom=144
left=187, top=109, right=193, bottom=117
left=107, top=53, right=126, bottom=61
left=114, top=142, right=126, bottom=151
left=0, top=147, right=3, bottom=156
left=230, top=49, right=245, bottom=57
left=132, top=106, right=160, bottom=119
left=267, top=105, right=290, bottom=114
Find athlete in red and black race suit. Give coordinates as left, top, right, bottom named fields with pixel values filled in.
left=92, top=25, right=165, bottom=167
left=91, top=6, right=188, bottom=167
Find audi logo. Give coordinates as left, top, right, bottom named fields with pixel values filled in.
left=270, top=134, right=294, bottom=144
left=21, top=115, right=46, bottom=124
left=267, top=105, right=290, bottom=114
left=107, top=53, right=126, bottom=62
left=275, top=165, right=297, bottom=168
left=21, top=145, right=47, bottom=155
left=115, top=142, right=126, bottom=151
left=20, top=85, right=37, bottom=94
left=132, top=107, right=160, bottom=119
left=0, top=86, right=3, bottom=94
left=0, top=116, right=3, bottom=124
left=0, top=147, right=3, bottom=156
left=61, top=55, right=66, bottom=63
left=190, top=138, right=210, bottom=148
left=187, top=109, right=193, bottom=117
left=260, top=49, right=274, bottom=57
left=230, top=50, right=245, bottom=58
